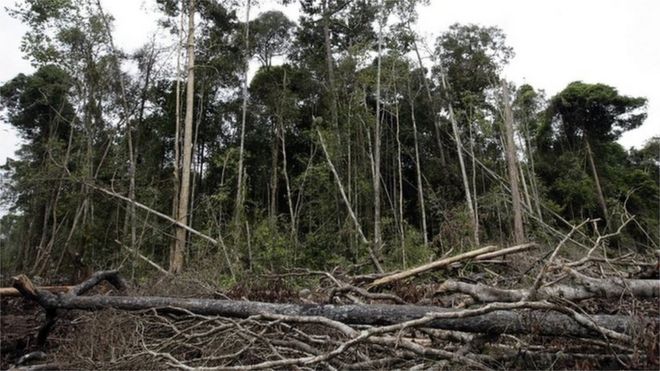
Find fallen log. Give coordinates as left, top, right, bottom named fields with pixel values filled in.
left=12, top=274, right=656, bottom=339
left=0, top=286, right=71, bottom=297
left=438, top=270, right=660, bottom=303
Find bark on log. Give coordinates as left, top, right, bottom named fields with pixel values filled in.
left=438, top=274, right=660, bottom=303
left=0, top=286, right=70, bottom=297
left=12, top=275, right=655, bottom=339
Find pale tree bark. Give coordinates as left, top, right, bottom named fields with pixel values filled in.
left=518, top=156, right=533, bottom=211
left=171, top=0, right=196, bottom=274
left=279, top=71, right=297, bottom=247
left=585, top=137, right=608, bottom=225
left=394, top=101, right=406, bottom=267
left=321, top=0, right=338, bottom=132
left=269, top=119, right=279, bottom=221
left=407, top=85, right=428, bottom=248
left=187, top=81, right=206, bottom=240
left=501, top=81, right=525, bottom=244
left=437, top=65, right=478, bottom=246
left=522, top=121, right=543, bottom=219
left=409, top=26, right=446, bottom=167
left=170, top=2, right=185, bottom=268
left=467, top=114, right=480, bottom=245
left=234, top=0, right=252, bottom=225
left=373, top=1, right=384, bottom=255
left=317, top=129, right=384, bottom=273
left=97, top=0, right=155, bottom=276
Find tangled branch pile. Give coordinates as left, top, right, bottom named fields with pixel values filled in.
left=4, top=240, right=660, bottom=370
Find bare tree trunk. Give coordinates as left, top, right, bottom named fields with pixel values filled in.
left=585, top=138, right=608, bottom=225
left=394, top=101, right=406, bottom=267
left=518, top=157, right=532, bottom=210
left=270, top=117, right=280, bottom=222
left=170, top=2, right=185, bottom=268
left=408, top=88, right=428, bottom=248
left=438, top=67, right=478, bottom=245
left=234, top=0, right=251, bottom=226
left=95, top=0, right=140, bottom=276
left=317, top=129, right=383, bottom=273
left=468, top=116, right=480, bottom=246
left=501, top=81, right=525, bottom=244
left=279, top=71, right=297, bottom=248
left=171, top=0, right=196, bottom=274
left=523, top=122, right=543, bottom=219
left=321, top=0, right=338, bottom=132
left=373, top=1, right=384, bottom=256
left=410, top=27, right=446, bottom=167
left=187, top=81, right=206, bottom=246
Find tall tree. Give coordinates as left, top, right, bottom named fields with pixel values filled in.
left=234, top=0, right=252, bottom=228
left=501, top=81, right=525, bottom=244
left=171, top=0, right=196, bottom=274
left=544, top=81, right=647, bottom=226
left=373, top=0, right=384, bottom=257
left=435, top=24, right=514, bottom=247
left=513, top=84, right=545, bottom=219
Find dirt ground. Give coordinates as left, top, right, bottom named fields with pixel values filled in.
left=1, top=297, right=42, bottom=369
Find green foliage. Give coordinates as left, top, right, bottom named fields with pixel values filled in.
left=544, top=81, right=647, bottom=148
left=436, top=23, right=514, bottom=110
left=1, top=0, right=656, bottom=279
left=251, top=219, right=294, bottom=272
left=537, top=82, right=652, bottom=243
left=250, top=11, right=295, bottom=67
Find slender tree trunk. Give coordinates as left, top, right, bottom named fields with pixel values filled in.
left=270, top=117, right=279, bottom=222
left=409, top=89, right=428, bottom=248
left=95, top=0, right=139, bottom=274
left=468, top=116, right=480, bottom=246
left=410, top=27, right=446, bottom=167
left=501, top=82, right=525, bottom=244
left=585, top=138, right=608, bottom=223
left=394, top=101, right=406, bottom=267
left=279, top=71, right=297, bottom=247
left=438, top=68, right=478, bottom=245
left=171, top=0, right=196, bottom=274
left=518, top=158, right=532, bottom=210
left=322, top=0, right=338, bottom=132
left=234, top=0, right=251, bottom=226
left=317, top=129, right=383, bottom=273
left=170, top=2, right=185, bottom=267
left=188, top=81, right=206, bottom=247
left=523, top=122, right=543, bottom=219
left=373, top=1, right=384, bottom=255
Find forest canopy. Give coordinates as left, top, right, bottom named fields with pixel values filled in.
left=0, top=0, right=657, bottom=278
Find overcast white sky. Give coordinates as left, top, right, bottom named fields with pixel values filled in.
left=1, top=0, right=658, bottom=168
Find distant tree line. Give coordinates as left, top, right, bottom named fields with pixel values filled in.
left=1, top=0, right=657, bottom=278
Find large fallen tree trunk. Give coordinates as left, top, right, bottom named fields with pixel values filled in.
left=438, top=269, right=660, bottom=303
left=12, top=273, right=656, bottom=340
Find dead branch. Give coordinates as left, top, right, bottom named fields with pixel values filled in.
left=367, top=245, right=500, bottom=288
